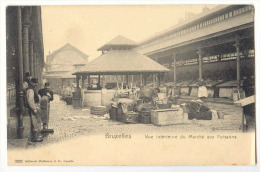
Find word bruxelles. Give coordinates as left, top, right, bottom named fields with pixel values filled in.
left=105, top=133, right=132, bottom=139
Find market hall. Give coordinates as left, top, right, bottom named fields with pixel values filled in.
left=6, top=5, right=255, bottom=146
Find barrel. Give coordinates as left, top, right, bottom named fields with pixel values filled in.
left=83, top=90, right=102, bottom=107
left=101, top=89, right=116, bottom=106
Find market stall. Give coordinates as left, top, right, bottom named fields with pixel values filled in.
left=189, top=80, right=225, bottom=98
left=216, top=80, right=245, bottom=101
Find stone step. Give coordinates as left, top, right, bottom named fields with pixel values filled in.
left=8, top=138, right=28, bottom=150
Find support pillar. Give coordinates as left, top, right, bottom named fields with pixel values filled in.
left=81, top=75, right=86, bottom=108
left=116, top=75, right=119, bottom=88
left=197, top=47, right=203, bottom=80
left=102, top=74, right=105, bottom=88
left=76, top=75, right=80, bottom=89
left=173, top=53, right=177, bottom=87
left=158, top=73, right=161, bottom=87
left=29, top=30, right=34, bottom=76
left=126, top=75, right=129, bottom=85
left=234, top=36, right=241, bottom=90
left=153, top=74, right=156, bottom=88
left=140, top=74, right=143, bottom=86
left=33, top=52, right=37, bottom=77
left=17, top=7, right=24, bottom=139
left=36, top=57, right=38, bottom=79
left=88, top=74, right=91, bottom=87
left=82, top=75, right=86, bottom=89
left=98, top=75, right=101, bottom=85
left=22, top=7, right=31, bottom=76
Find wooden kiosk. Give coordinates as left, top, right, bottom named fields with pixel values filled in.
left=72, top=35, right=170, bottom=108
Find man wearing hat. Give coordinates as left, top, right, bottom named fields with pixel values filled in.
left=26, top=78, right=43, bottom=142
left=23, top=72, right=32, bottom=90
left=38, top=82, right=54, bottom=129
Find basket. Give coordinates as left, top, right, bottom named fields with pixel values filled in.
left=122, top=112, right=139, bottom=123
left=139, top=110, right=151, bottom=124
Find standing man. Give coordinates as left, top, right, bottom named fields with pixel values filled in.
left=38, top=82, right=54, bottom=129
left=26, top=78, right=43, bottom=142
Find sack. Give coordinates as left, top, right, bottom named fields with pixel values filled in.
left=140, top=86, right=154, bottom=99
left=188, top=111, right=212, bottom=120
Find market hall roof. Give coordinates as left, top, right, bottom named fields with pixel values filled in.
left=73, top=35, right=170, bottom=75
left=73, top=50, right=170, bottom=75
left=97, top=35, right=138, bottom=51
left=135, top=5, right=254, bottom=56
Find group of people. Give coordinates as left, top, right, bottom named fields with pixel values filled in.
left=23, top=72, right=54, bottom=142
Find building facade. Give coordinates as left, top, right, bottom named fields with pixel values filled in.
left=44, top=44, right=88, bottom=91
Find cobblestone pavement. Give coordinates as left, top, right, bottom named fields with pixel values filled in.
left=27, top=94, right=246, bottom=148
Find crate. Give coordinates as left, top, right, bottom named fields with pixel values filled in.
left=90, top=106, right=107, bottom=115
left=151, top=108, right=184, bottom=126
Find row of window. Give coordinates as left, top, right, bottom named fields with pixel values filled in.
left=138, top=5, right=253, bottom=50
left=163, top=49, right=254, bottom=67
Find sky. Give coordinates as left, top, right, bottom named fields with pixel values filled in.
left=41, top=5, right=218, bottom=62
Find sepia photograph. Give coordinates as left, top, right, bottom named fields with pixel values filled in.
left=5, top=3, right=257, bottom=166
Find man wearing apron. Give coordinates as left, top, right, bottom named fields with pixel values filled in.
left=26, top=78, right=43, bottom=142
left=38, top=82, right=54, bottom=129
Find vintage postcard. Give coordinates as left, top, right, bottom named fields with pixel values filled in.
left=5, top=4, right=256, bottom=166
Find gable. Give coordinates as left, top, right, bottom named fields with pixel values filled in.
left=46, top=43, right=88, bottom=65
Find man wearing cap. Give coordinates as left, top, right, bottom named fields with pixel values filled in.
left=38, top=82, right=54, bottom=129
left=26, top=78, right=43, bottom=142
